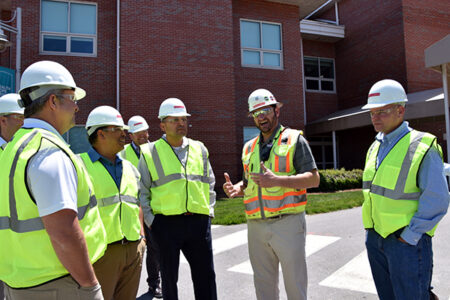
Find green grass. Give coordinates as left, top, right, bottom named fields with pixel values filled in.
left=212, top=190, right=364, bottom=225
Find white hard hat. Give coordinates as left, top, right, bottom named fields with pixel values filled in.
left=248, top=89, right=282, bottom=113
left=0, top=93, right=24, bottom=115
left=128, top=115, right=149, bottom=133
left=85, top=106, right=129, bottom=136
left=158, top=98, right=191, bottom=120
left=362, top=79, right=408, bottom=109
left=19, top=60, right=86, bottom=104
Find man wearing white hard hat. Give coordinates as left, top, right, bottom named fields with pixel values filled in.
left=79, top=106, right=145, bottom=300
left=0, top=93, right=24, bottom=152
left=120, top=116, right=150, bottom=167
left=0, top=61, right=107, bottom=300
left=223, top=89, right=320, bottom=300
left=139, top=98, right=217, bottom=300
left=121, top=115, right=163, bottom=299
left=361, top=79, right=448, bottom=300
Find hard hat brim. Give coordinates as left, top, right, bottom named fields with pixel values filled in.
left=159, top=112, right=191, bottom=119
left=249, top=102, right=283, bottom=114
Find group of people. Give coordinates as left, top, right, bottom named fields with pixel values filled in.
left=0, top=59, right=448, bottom=300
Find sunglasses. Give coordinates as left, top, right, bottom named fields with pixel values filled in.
left=55, top=94, right=78, bottom=103
left=251, top=107, right=273, bottom=118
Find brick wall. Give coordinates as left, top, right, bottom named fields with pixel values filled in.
left=333, top=0, right=407, bottom=110
left=402, top=0, right=450, bottom=92
left=120, top=0, right=236, bottom=190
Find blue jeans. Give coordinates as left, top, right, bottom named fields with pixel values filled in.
left=365, top=229, right=433, bottom=300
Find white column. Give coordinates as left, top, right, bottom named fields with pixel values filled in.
left=332, top=130, right=337, bottom=169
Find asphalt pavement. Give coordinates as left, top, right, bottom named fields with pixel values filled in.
left=137, top=207, right=450, bottom=300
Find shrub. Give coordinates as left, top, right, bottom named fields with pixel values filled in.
left=309, top=168, right=363, bottom=193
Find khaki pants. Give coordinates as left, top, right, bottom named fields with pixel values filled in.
left=4, top=276, right=102, bottom=300
left=94, top=239, right=145, bottom=300
left=248, top=213, right=307, bottom=300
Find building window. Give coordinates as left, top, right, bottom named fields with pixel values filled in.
left=240, top=19, right=282, bottom=69
left=304, top=57, right=335, bottom=92
left=243, top=127, right=260, bottom=143
left=309, top=136, right=336, bottom=169
left=40, top=0, right=97, bottom=56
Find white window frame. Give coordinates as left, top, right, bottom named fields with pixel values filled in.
left=40, top=0, right=98, bottom=57
left=304, top=56, right=336, bottom=93
left=240, top=19, right=283, bottom=70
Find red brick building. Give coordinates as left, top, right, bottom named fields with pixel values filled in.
left=1, top=0, right=449, bottom=192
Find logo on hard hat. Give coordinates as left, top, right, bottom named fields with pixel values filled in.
left=174, top=105, right=184, bottom=109
left=369, top=93, right=380, bottom=98
left=134, top=122, right=142, bottom=126
left=117, top=115, right=122, bottom=118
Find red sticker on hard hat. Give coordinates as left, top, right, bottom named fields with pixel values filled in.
left=134, top=122, right=142, bottom=126
left=369, top=93, right=380, bottom=98
left=174, top=106, right=184, bottom=109
left=253, top=102, right=266, bottom=109
left=117, top=115, right=122, bottom=118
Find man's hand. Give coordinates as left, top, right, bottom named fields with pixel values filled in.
left=223, top=173, right=241, bottom=198
left=250, top=162, right=279, bottom=188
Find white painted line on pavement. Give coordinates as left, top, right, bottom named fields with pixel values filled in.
left=228, top=234, right=341, bottom=275
left=319, top=250, right=376, bottom=294
left=211, top=225, right=221, bottom=229
left=181, top=229, right=248, bottom=264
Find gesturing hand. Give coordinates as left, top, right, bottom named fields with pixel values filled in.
left=223, top=172, right=239, bottom=198
left=250, top=162, right=279, bottom=188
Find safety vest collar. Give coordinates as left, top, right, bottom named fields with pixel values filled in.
left=148, top=140, right=209, bottom=187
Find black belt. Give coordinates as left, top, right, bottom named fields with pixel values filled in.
left=110, top=238, right=138, bottom=245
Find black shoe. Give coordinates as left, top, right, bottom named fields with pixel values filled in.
left=153, top=286, right=163, bottom=299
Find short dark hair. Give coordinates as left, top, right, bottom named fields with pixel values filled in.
left=23, top=89, right=64, bottom=118
left=87, top=126, right=107, bottom=145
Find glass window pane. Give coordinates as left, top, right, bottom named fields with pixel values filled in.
left=41, top=0, right=68, bottom=33
left=262, top=23, right=281, bottom=50
left=71, top=37, right=94, bottom=53
left=43, top=35, right=67, bottom=52
left=321, top=80, right=334, bottom=91
left=304, top=57, right=319, bottom=77
left=306, top=79, right=319, bottom=90
left=263, top=52, right=280, bottom=67
left=320, top=59, right=334, bottom=79
left=70, top=3, right=96, bottom=34
left=240, top=21, right=260, bottom=48
left=243, top=50, right=260, bottom=65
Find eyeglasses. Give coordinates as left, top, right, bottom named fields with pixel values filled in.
left=55, top=94, right=78, bottom=103
left=164, top=117, right=188, bottom=124
left=251, top=107, right=273, bottom=119
left=5, top=114, right=24, bottom=120
left=369, top=107, right=398, bottom=117
left=101, top=126, right=124, bottom=133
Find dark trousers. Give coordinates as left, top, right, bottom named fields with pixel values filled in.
left=151, top=214, right=217, bottom=300
left=144, top=224, right=161, bottom=291
left=365, top=229, right=433, bottom=300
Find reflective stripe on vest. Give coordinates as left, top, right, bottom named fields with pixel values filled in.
left=0, top=131, right=98, bottom=232
left=242, top=126, right=306, bottom=219
left=362, top=130, right=442, bottom=238
left=141, top=138, right=210, bottom=216
left=79, top=153, right=141, bottom=243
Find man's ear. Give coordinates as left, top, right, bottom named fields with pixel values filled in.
left=47, top=94, right=59, bottom=111
left=274, top=106, right=280, bottom=118
left=160, top=122, right=165, bottom=133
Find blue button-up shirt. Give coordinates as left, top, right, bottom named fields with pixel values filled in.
left=87, top=147, right=123, bottom=189
left=375, top=121, right=449, bottom=245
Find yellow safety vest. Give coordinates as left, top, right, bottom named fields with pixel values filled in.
left=141, top=138, right=210, bottom=216
left=242, top=126, right=306, bottom=219
left=79, top=152, right=141, bottom=244
left=0, top=128, right=107, bottom=288
left=362, top=130, right=442, bottom=238
left=120, top=143, right=140, bottom=168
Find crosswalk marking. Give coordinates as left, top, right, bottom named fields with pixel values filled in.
left=228, top=234, right=341, bottom=275
left=181, top=228, right=248, bottom=263
left=319, top=250, right=377, bottom=294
